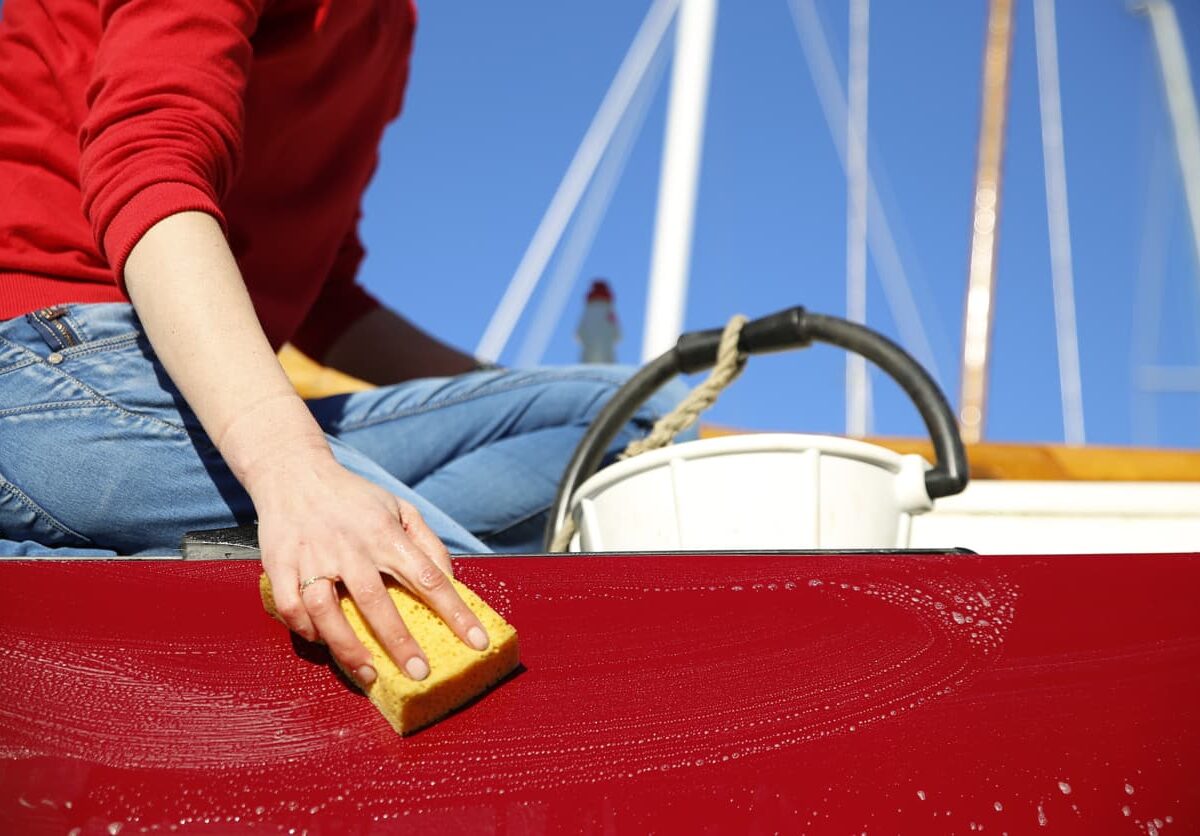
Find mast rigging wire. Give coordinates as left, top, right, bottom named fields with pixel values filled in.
left=475, top=0, right=680, bottom=362
left=787, top=0, right=943, bottom=387
left=1033, top=0, right=1086, bottom=445
left=514, top=38, right=671, bottom=368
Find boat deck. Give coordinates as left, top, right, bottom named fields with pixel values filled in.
left=2, top=552, right=1197, bottom=833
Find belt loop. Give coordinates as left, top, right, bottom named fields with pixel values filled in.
left=25, top=306, right=82, bottom=351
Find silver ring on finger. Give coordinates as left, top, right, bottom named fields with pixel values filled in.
left=299, top=574, right=340, bottom=593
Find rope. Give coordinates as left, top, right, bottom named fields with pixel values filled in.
left=619, top=314, right=748, bottom=458
left=551, top=314, right=748, bottom=552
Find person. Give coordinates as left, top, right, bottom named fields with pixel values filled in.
left=0, top=2, right=685, bottom=687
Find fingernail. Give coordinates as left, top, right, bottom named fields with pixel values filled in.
left=405, top=657, right=430, bottom=681
left=468, top=626, right=489, bottom=651
left=356, top=665, right=377, bottom=686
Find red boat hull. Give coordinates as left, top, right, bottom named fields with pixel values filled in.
left=2, top=553, right=1197, bottom=833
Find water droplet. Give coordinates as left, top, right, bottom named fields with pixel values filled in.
left=1125, top=783, right=1135, bottom=795
left=1122, top=806, right=1131, bottom=817
left=1037, top=804, right=1048, bottom=827
left=994, top=802, right=1003, bottom=812
left=1058, top=781, right=1072, bottom=795
left=917, top=790, right=927, bottom=801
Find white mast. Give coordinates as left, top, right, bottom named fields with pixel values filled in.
left=641, top=0, right=719, bottom=361
left=476, top=0, right=679, bottom=363
left=1033, top=0, right=1085, bottom=445
left=845, top=0, right=871, bottom=436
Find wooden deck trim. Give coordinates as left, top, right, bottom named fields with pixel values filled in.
left=699, top=426, right=1200, bottom=482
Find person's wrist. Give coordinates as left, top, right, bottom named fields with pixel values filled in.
left=240, top=437, right=338, bottom=503
left=216, top=392, right=333, bottom=492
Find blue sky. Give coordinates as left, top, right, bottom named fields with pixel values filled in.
left=357, top=2, right=1199, bottom=448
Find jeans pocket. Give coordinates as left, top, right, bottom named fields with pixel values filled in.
left=0, top=470, right=95, bottom=548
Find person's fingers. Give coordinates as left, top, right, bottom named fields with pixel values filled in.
left=299, top=575, right=377, bottom=687
left=386, top=538, right=490, bottom=652
left=340, top=562, right=430, bottom=681
left=396, top=499, right=454, bottom=578
left=261, top=548, right=315, bottom=642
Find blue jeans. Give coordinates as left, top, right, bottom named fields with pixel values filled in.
left=0, top=303, right=688, bottom=556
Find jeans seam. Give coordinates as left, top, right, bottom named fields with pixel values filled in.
left=0, top=333, right=39, bottom=374
left=0, top=399, right=104, bottom=419
left=331, top=370, right=625, bottom=433
left=0, top=357, right=38, bottom=377
left=59, top=332, right=141, bottom=359
left=41, top=365, right=187, bottom=434
left=82, top=381, right=187, bottom=433
left=0, top=469, right=94, bottom=544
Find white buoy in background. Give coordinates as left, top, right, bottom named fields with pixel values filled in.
left=578, top=280, right=621, bottom=364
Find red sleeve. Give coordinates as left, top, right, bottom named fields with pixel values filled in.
left=288, top=220, right=382, bottom=360
left=79, top=0, right=266, bottom=285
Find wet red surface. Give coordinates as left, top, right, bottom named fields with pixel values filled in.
left=1, top=553, right=1197, bottom=834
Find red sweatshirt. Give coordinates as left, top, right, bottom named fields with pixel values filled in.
left=0, top=0, right=413, bottom=356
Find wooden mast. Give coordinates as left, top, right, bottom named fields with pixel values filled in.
left=958, top=0, right=1016, bottom=444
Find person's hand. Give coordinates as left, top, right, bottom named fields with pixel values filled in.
left=244, top=440, right=491, bottom=687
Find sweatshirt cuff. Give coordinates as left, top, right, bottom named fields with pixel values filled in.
left=102, top=181, right=227, bottom=291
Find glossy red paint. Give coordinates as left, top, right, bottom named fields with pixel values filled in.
left=1, top=553, right=1197, bottom=834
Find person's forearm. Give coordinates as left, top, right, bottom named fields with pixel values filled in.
left=322, top=306, right=478, bottom=385
left=123, top=211, right=331, bottom=487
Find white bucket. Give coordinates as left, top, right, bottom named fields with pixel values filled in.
left=565, top=434, right=935, bottom=552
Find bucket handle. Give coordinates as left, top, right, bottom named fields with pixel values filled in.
left=544, top=306, right=969, bottom=551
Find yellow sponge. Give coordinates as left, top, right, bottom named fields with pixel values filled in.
left=260, top=574, right=519, bottom=735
